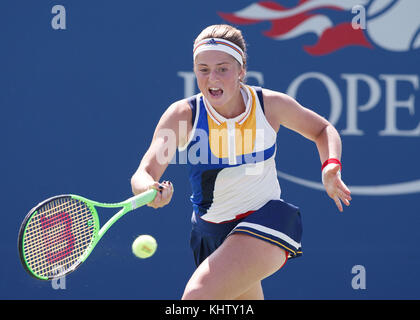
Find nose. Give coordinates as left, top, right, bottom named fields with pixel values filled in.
left=208, top=69, right=219, bottom=83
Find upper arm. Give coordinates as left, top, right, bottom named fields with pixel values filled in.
left=262, top=88, right=330, bottom=142
left=137, top=99, right=192, bottom=180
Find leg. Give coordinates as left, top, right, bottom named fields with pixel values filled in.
left=182, top=233, right=287, bottom=300
left=234, top=281, right=264, bottom=300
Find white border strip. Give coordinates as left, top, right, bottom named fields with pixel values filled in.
left=235, top=221, right=301, bottom=249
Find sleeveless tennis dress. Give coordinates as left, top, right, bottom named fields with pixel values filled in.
left=179, top=85, right=303, bottom=266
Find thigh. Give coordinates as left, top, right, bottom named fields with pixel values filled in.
left=182, top=233, right=287, bottom=300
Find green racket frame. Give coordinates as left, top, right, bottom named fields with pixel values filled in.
left=18, top=189, right=157, bottom=280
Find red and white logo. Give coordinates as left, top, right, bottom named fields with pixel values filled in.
left=219, top=0, right=420, bottom=55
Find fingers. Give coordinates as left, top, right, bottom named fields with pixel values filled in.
left=338, top=178, right=351, bottom=196
left=335, top=180, right=352, bottom=211
left=334, top=195, right=343, bottom=212
left=147, top=180, right=174, bottom=209
left=335, top=189, right=351, bottom=212
left=323, top=169, right=352, bottom=212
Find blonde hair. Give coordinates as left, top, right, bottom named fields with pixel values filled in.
left=194, top=24, right=247, bottom=67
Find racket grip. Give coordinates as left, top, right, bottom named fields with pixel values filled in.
left=130, top=189, right=157, bottom=210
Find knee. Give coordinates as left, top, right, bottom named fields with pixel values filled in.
left=182, top=271, right=216, bottom=300
left=182, top=283, right=207, bottom=300
left=181, top=289, right=201, bottom=300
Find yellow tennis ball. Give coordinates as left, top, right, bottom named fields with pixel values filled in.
left=132, top=235, right=157, bottom=259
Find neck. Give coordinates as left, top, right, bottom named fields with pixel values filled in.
left=212, top=86, right=246, bottom=119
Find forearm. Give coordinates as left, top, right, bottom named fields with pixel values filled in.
left=314, top=124, right=342, bottom=164
left=313, top=123, right=351, bottom=211
left=131, top=151, right=168, bottom=195
left=130, top=159, right=174, bottom=209
left=131, top=133, right=174, bottom=195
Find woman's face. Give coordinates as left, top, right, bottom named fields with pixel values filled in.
left=194, top=50, right=245, bottom=109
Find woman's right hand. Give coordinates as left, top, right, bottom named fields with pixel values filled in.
left=147, top=180, right=174, bottom=209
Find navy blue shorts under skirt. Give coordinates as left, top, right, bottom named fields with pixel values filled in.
left=190, top=199, right=303, bottom=267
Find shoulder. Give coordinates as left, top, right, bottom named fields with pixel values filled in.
left=155, top=98, right=195, bottom=148
left=164, top=98, right=193, bottom=121
left=160, top=99, right=192, bottom=126
left=260, top=88, right=330, bottom=140
left=259, top=88, right=300, bottom=131
left=261, top=88, right=296, bottom=107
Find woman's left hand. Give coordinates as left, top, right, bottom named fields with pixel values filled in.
left=322, top=164, right=352, bottom=212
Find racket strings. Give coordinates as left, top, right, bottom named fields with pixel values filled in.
left=24, top=200, right=80, bottom=259
left=24, top=198, right=93, bottom=277
left=22, top=197, right=96, bottom=279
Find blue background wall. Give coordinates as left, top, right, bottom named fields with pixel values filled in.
left=1, top=0, right=419, bottom=299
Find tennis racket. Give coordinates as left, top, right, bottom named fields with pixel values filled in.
left=18, top=189, right=157, bottom=280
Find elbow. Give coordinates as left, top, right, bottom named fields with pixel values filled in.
left=312, top=123, right=328, bottom=145
left=130, top=174, right=140, bottom=195
left=314, top=122, right=337, bottom=142
left=130, top=168, right=146, bottom=195
left=130, top=165, right=155, bottom=195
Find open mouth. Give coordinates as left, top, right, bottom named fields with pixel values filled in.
left=209, top=87, right=223, bottom=97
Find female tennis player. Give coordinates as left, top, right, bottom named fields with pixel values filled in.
left=131, top=24, right=351, bottom=300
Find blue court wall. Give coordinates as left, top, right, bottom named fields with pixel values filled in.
left=1, top=0, right=419, bottom=299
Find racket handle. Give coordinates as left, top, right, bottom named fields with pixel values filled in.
left=128, top=189, right=157, bottom=210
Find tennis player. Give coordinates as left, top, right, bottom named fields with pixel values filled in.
left=131, top=24, right=351, bottom=300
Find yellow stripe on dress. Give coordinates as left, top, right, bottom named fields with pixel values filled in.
left=207, top=89, right=257, bottom=159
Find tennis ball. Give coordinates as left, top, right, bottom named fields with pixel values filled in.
left=132, top=235, right=157, bottom=259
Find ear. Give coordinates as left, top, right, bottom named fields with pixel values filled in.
left=238, top=67, right=246, bottom=82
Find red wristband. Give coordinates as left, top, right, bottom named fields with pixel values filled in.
left=321, top=158, right=342, bottom=171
